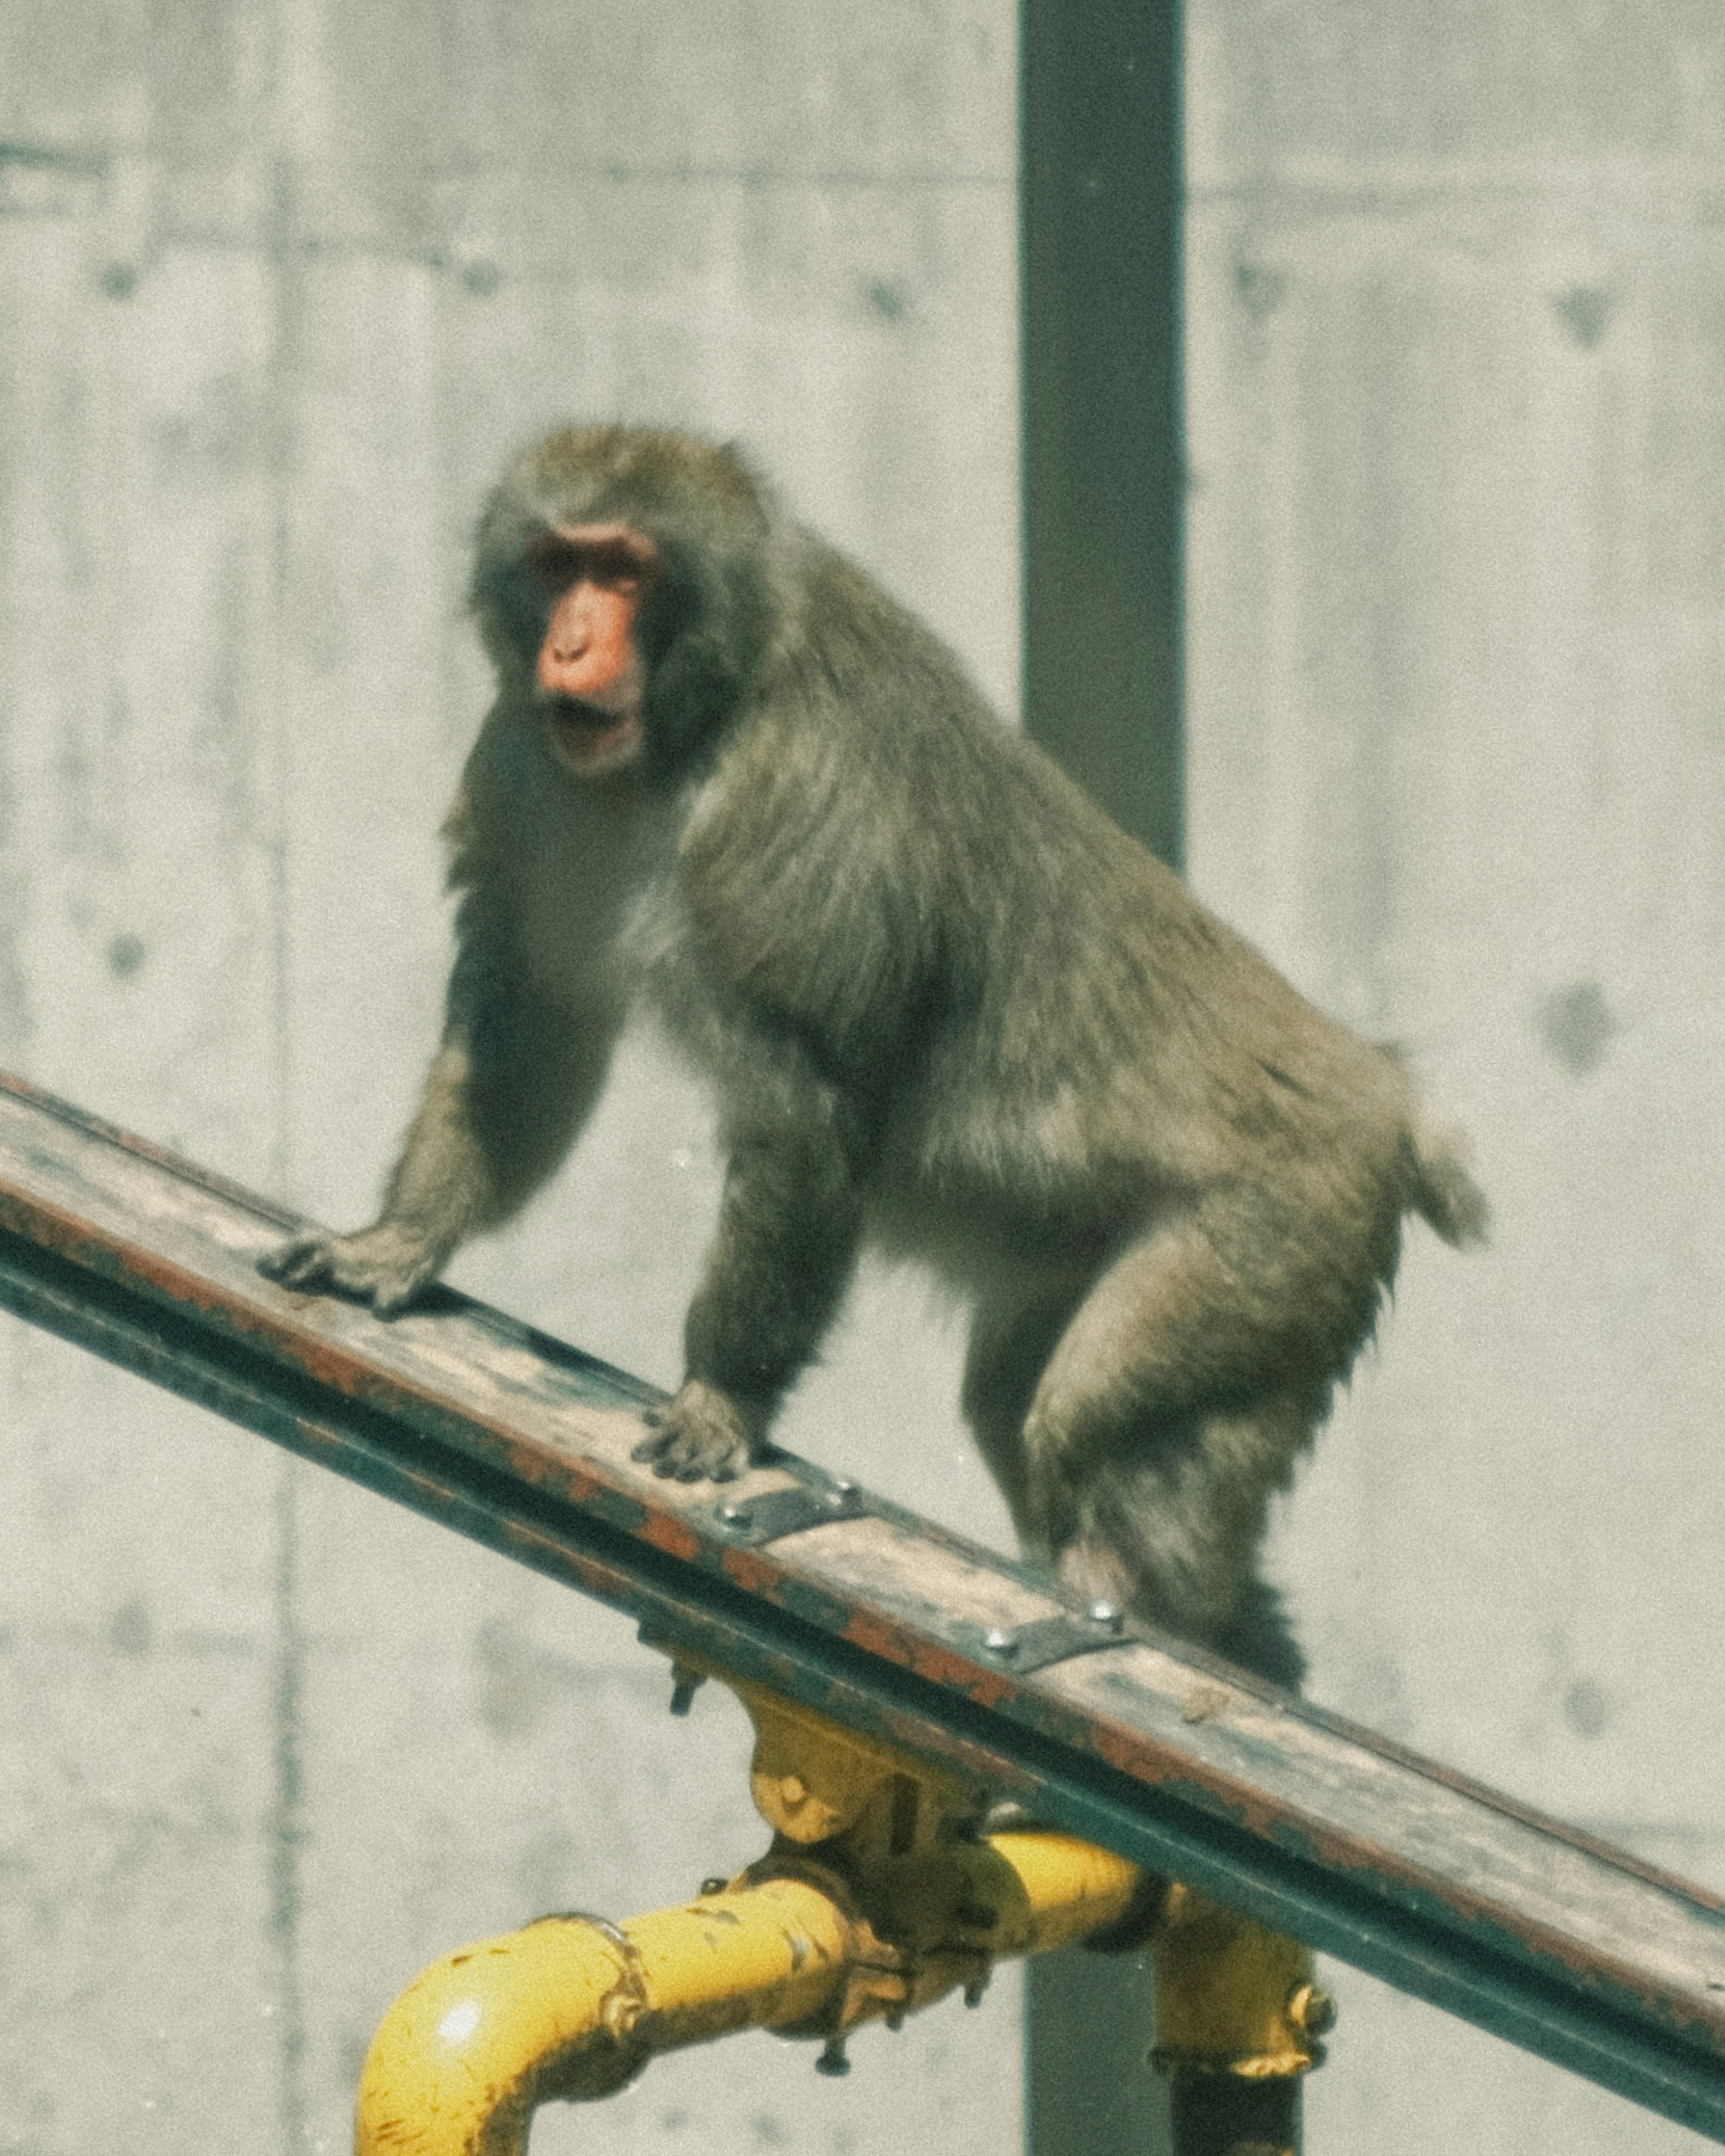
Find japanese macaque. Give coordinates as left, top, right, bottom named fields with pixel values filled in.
left=262, top=423, right=1486, bottom=1688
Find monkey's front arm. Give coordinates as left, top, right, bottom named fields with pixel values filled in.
left=632, top=1038, right=867, bottom=1482
left=262, top=941, right=623, bottom=1315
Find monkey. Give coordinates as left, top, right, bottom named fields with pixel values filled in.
left=261, top=422, right=1486, bottom=1690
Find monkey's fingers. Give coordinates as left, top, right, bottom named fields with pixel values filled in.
left=631, top=1383, right=754, bottom=1482
left=257, top=1236, right=341, bottom=1289
left=629, top=1422, right=675, bottom=1467
left=256, top=1227, right=440, bottom=1315
left=631, top=1425, right=741, bottom=1481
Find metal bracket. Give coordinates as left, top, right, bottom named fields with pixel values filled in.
left=962, top=1603, right=1134, bottom=1675
left=711, top=1473, right=871, bottom=1547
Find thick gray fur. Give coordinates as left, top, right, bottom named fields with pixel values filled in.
left=262, top=424, right=1486, bottom=1689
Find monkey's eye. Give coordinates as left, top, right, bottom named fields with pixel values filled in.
left=584, top=542, right=650, bottom=592
left=526, top=528, right=656, bottom=596
left=525, top=534, right=587, bottom=595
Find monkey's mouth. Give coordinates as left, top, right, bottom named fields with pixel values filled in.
left=544, top=696, right=644, bottom=775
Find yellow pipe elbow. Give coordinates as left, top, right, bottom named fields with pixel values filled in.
left=355, top=1914, right=639, bottom=2156
left=356, top=1878, right=856, bottom=2156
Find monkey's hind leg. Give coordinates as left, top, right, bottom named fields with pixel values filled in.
left=1045, top=1403, right=1312, bottom=1688
left=960, top=1281, right=1095, bottom=1532
left=1014, top=1220, right=1343, bottom=1688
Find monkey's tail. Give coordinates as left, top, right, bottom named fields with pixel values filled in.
left=1406, top=1113, right=1490, bottom=1248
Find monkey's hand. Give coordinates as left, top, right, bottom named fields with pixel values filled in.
left=631, top=1379, right=763, bottom=1483
left=257, top=1221, right=450, bottom=1317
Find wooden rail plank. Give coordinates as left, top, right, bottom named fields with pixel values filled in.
left=0, top=1068, right=1720, bottom=2139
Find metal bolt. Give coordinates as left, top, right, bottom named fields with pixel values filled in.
left=716, top=1502, right=752, bottom=1530
left=1087, top=1599, right=1123, bottom=1630
left=982, top=1627, right=1018, bottom=1657
left=699, top=1876, right=729, bottom=1897
left=831, top=1477, right=857, bottom=1497
left=1288, top=1982, right=1337, bottom=2037
left=815, top=2036, right=850, bottom=2077
left=600, top=1990, right=644, bottom=2041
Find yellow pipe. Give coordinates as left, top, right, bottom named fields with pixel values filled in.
left=356, top=1833, right=1141, bottom=2156
left=1151, top=1880, right=1332, bottom=2077
left=982, top=1829, right=1147, bottom=1957
left=355, top=1913, right=641, bottom=2156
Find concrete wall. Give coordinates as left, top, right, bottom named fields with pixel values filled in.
left=5, top=5, right=1724, bottom=2155
left=1186, top=6, right=1725, bottom=2150
left=0, top=5, right=1020, bottom=2152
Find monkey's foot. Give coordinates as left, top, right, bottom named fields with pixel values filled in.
left=632, top=1380, right=760, bottom=1482
left=258, top=1222, right=447, bottom=1316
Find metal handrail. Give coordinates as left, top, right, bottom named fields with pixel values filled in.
left=0, top=1067, right=1720, bottom=2141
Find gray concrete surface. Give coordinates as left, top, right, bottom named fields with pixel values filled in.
left=1187, top=6, right=1725, bottom=2150
left=2, top=4, right=1723, bottom=2154
left=0, top=5, right=1020, bottom=2152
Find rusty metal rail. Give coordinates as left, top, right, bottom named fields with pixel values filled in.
left=0, top=1068, right=1721, bottom=2140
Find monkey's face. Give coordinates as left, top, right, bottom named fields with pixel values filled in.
left=472, top=426, right=775, bottom=786
left=527, top=524, right=657, bottom=777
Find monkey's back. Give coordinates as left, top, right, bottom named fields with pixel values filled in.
left=664, top=539, right=1431, bottom=1300
left=896, top=755, right=1419, bottom=1277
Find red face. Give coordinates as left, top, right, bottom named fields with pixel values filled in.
left=529, top=523, right=659, bottom=775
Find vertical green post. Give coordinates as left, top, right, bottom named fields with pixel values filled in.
left=1020, top=0, right=1185, bottom=869
left=1022, top=4, right=1296, bottom=2152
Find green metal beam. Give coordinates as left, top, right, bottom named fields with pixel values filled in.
left=0, top=1070, right=1721, bottom=2141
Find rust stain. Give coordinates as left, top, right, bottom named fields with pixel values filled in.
left=841, top=1610, right=1016, bottom=1708
left=491, top=1434, right=569, bottom=1489
left=1275, top=1827, right=1725, bottom=2039
left=1090, top=1721, right=1177, bottom=1782
left=640, top=1510, right=703, bottom=1561
left=559, top=1461, right=606, bottom=1506
left=717, top=1545, right=793, bottom=1598
left=841, top=1607, right=920, bottom=1667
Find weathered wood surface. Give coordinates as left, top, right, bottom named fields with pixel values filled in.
left=0, top=1070, right=1720, bottom=2139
